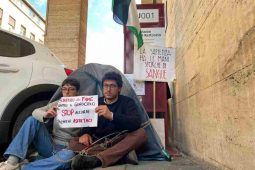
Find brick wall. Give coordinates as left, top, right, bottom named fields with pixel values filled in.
left=45, top=0, right=88, bottom=69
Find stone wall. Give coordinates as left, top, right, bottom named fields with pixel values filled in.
left=165, top=0, right=255, bottom=169
left=45, top=0, right=88, bottom=69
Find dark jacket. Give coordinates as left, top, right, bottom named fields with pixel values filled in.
left=81, top=95, right=141, bottom=138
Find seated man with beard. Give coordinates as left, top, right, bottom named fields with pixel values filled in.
left=72, top=72, right=148, bottom=169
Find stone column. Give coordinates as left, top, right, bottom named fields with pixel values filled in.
left=45, top=0, right=88, bottom=69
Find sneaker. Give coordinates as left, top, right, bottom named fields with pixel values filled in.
left=0, top=161, right=19, bottom=170
left=71, top=155, right=102, bottom=170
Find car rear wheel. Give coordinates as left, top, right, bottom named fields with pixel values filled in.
left=12, top=100, right=49, bottom=138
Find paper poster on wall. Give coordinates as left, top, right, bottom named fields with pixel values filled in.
left=134, top=45, right=175, bottom=82
left=124, top=74, right=145, bottom=95
left=56, top=95, right=98, bottom=128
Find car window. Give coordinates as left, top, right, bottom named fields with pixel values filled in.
left=0, top=30, right=35, bottom=57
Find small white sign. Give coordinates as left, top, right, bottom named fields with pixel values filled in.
left=124, top=74, right=145, bottom=95
left=56, top=95, right=98, bottom=128
left=138, top=9, right=159, bottom=23
left=141, top=27, right=165, bottom=47
left=134, top=45, right=176, bottom=82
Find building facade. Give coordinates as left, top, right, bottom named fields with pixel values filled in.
left=0, top=0, right=45, bottom=43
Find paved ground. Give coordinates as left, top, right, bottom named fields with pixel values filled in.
left=95, top=155, right=219, bottom=170
left=1, top=144, right=218, bottom=170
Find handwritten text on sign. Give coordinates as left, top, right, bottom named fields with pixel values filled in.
left=56, top=95, right=98, bottom=128
left=134, top=45, right=176, bottom=82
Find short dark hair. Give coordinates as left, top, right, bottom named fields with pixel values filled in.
left=102, top=72, right=123, bottom=88
left=61, top=78, right=80, bottom=91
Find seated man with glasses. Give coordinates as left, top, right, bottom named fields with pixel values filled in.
left=0, top=78, right=84, bottom=170
left=71, top=71, right=148, bottom=169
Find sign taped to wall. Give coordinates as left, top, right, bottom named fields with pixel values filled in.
left=134, top=45, right=175, bottom=82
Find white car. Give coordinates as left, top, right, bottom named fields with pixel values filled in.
left=0, top=29, right=72, bottom=144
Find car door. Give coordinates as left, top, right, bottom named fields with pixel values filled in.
left=0, top=30, right=34, bottom=117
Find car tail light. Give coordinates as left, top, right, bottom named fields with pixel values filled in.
left=64, top=68, right=73, bottom=76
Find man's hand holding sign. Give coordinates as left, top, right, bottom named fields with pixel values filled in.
left=95, top=105, right=113, bottom=121
left=44, top=105, right=58, bottom=118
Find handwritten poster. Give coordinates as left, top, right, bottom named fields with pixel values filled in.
left=56, top=95, right=98, bottom=128
left=134, top=45, right=176, bottom=82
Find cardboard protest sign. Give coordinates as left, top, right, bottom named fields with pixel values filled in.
left=134, top=45, right=175, bottom=82
left=56, top=95, right=98, bottom=128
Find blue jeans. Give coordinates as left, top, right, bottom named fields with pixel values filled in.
left=4, top=116, right=75, bottom=170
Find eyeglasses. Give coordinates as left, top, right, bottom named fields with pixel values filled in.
left=61, top=87, right=77, bottom=92
left=103, top=84, right=118, bottom=89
